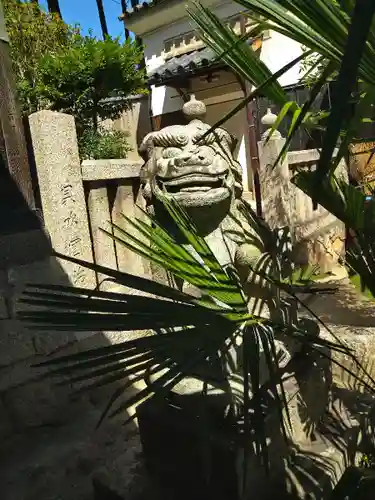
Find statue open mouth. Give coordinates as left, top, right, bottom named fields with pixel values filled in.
left=154, top=172, right=233, bottom=207
left=159, top=173, right=227, bottom=193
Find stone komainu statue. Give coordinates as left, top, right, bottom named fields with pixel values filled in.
left=137, top=96, right=299, bottom=392
left=138, top=95, right=266, bottom=296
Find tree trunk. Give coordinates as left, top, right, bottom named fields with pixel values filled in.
left=120, top=0, right=130, bottom=40
left=47, top=0, right=62, bottom=18
left=96, top=0, right=108, bottom=39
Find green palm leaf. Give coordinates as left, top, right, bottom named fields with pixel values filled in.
left=189, top=0, right=375, bottom=169
left=314, top=0, right=375, bottom=182
left=20, top=193, right=370, bottom=472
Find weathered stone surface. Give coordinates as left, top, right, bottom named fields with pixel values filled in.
left=81, top=158, right=143, bottom=181
left=0, top=270, right=10, bottom=318
left=3, top=379, right=65, bottom=428
left=348, top=140, right=375, bottom=194
left=0, top=320, right=35, bottom=367
left=0, top=396, right=13, bottom=441
left=0, top=297, right=8, bottom=319
left=92, top=434, right=147, bottom=500
left=87, top=181, right=118, bottom=290
left=0, top=405, right=143, bottom=500
left=32, top=331, right=76, bottom=356
left=112, top=181, right=149, bottom=281
left=289, top=156, right=347, bottom=273
left=0, top=356, right=45, bottom=392
left=0, top=228, right=52, bottom=269
left=0, top=36, right=34, bottom=210
left=258, top=132, right=292, bottom=230
left=2, top=377, right=94, bottom=430
left=28, top=111, right=96, bottom=293
left=8, top=257, right=77, bottom=351
left=258, top=115, right=347, bottom=273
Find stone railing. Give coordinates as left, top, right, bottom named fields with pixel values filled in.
left=28, top=111, right=149, bottom=295
left=258, top=109, right=347, bottom=273
left=82, top=158, right=150, bottom=290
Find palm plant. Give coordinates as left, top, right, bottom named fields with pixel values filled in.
left=188, top=0, right=375, bottom=176
left=18, top=195, right=367, bottom=494
left=188, top=0, right=375, bottom=295
left=18, top=0, right=375, bottom=494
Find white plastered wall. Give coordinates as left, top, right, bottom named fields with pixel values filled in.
left=144, top=1, right=247, bottom=116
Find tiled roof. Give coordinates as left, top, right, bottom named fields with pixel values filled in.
left=119, top=0, right=170, bottom=20
left=148, top=47, right=221, bottom=85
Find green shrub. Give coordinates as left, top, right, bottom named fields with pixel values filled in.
left=79, top=127, right=131, bottom=160
left=3, top=1, right=147, bottom=130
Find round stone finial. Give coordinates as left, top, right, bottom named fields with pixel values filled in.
left=261, top=108, right=282, bottom=140
left=182, top=94, right=206, bottom=121
left=261, top=107, right=277, bottom=127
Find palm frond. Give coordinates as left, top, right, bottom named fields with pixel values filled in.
left=314, top=0, right=375, bottom=183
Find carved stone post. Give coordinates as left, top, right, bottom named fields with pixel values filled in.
left=28, top=110, right=96, bottom=291
left=257, top=108, right=293, bottom=230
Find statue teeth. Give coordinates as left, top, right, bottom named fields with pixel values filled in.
left=179, top=186, right=212, bottom=192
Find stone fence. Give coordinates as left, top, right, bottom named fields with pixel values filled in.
left=0, top=109, right=149, bottom=441
left=29, top=111, right=150, bottom=298
left=258, top=110, right=347, bottom=274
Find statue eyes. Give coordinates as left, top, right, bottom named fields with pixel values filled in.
left=162, top=147, right=182, bottom=158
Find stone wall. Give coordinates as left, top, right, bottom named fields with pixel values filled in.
left=258, top=112, right=347, bottom=274
left=0, top=110, right=149, bottom=443
left=287, top=149, right=347, bottom=272
left=0, top=253, right=105, bottom=443
left=101, top=95, right=152, bottom=162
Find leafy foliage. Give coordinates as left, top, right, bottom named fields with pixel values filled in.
left=299, top=49, right=333, bottom=88
left=78, top=127, right=131, bottom=160
left=3, top=0, right=72, bottom=115
left=3, top=0, right=147, bottom=153
left=195, top=0, right=375, bottom=298
left=37, top=34, right=147, bottom=134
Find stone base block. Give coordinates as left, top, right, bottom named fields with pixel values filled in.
left=92, top=433, right=147, bottom=500
left=133, top=346, right=374, bottom=500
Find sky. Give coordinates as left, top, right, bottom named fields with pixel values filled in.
left=39, top=0, right=127, bottom=41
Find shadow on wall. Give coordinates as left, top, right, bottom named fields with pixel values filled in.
left=0, top=194, right=140, bottom=500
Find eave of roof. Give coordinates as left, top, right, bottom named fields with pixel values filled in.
left=148, top=37, right=263, bottom=86
left=119, top=0, right=173, bottom=20
left=148, top=47, right=222, bottom=86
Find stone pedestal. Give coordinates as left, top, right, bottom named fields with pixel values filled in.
left=137, top=393, right=238, bottom=500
